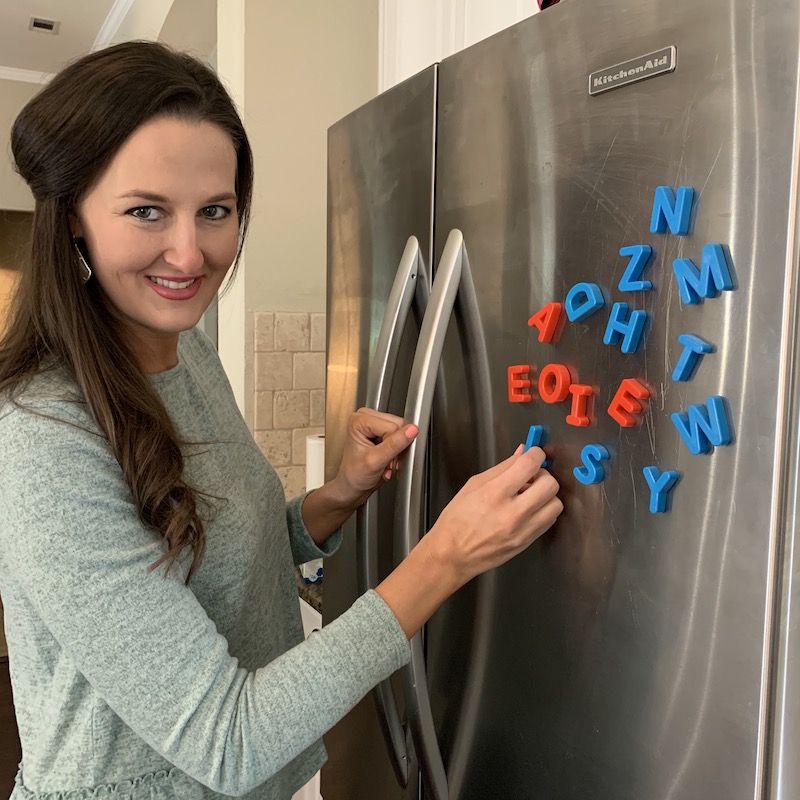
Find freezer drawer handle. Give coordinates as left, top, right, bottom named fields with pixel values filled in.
left=395, top=228, right=479, bottom=800
left=357, top=235, right=429, bottom=787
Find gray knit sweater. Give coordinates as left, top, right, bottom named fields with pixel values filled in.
left=0, top=328, right=410, bottom=799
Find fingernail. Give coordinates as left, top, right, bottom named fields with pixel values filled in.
left=514, top=444, right=524, bottom=455
left=405, top=425, right=419, bottom=439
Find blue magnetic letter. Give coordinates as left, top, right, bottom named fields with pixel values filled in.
left=565, top=283, right=605, bottom=322
left=524, top=425, right=546, bottom=453
left=618, top=245, right=654, bottom=292
left=603, top=303, right=648, bottom=354
left=671, top=396, right=733, bottom=455
left=672, top=334, right=714, bottom=382
left=643, top=466, right=681, bottom=514
left=650, top=186, right=694, bottom=235
left=574, top=444, right=610, bottom=485
left=673, top=244, right=735, bottom=305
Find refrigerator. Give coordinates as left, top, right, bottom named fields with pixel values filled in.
left=322, top=1, right=800, bottom=798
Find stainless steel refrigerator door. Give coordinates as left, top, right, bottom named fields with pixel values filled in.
left=323, top=66, right=437, bottom=800
left=425, top=1, right=800, bottom=798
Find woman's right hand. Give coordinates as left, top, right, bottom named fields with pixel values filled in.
left=423, top=446, right=562, bottom=587
left=376, top=446, right=562, bottom=639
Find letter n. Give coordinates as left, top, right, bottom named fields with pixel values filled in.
left=650, top=186, right=694, bottom=235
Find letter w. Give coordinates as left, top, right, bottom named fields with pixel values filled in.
left=671, top=396, right=732, bottom=455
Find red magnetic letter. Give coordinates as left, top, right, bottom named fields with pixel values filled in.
left=508, top=365, right=533, bottom=403
left=608, top=378, right=651, bottom=427
left=538, top=363, right=571, bottom=404
left=566, top=384, right=593, bottom=427
left=528, top=302, right=564, bottom=344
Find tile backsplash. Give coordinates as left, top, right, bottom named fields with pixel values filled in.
left=254, top=312, right=325, bottom=500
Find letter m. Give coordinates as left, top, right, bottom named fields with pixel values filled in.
left=673, top=244, right=735, bottom=305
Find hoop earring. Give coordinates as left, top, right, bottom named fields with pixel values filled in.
left=72, top=239, right=92, bottom=283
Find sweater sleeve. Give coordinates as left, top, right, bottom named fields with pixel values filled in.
left=0, top=407, right=410, bottom=796
left=286, top=493, right=343, bottom=565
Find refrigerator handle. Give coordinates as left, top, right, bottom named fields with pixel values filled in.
left=356, top=235, right=428, bottom=788
left=395, top=228, right=468, bottom=800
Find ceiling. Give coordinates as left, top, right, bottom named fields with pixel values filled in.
left=0, top=0, right=216, bottom=82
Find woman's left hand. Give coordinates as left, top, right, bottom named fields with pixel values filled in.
left=332, top=407, right=419, bottom=510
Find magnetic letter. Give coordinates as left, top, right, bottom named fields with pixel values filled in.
left=608, top=378, right=650, bottom=427
left=603, top=303, right=648, bottom=354
left=643, top=466, right=681, bottom=514
left=538, top=363, right=571, bottom=404
left=566, top=283, right=605, bottom=322
left=672, top=244, right=735, bottom=305
left=566, top=384, right=593, bottom=427
left=672, top=334, right=714, bottom=382
left=650, top=186, right=694, bottom=235
left=671, top=396, right=733, bottom=455
left=528, top=302, right=564, bottom=344
left=574, top=444, right=610, bottom=485
left=524, top=424, right=546, bottom=453
left=508, top=365, right=533, bottom=403
left=618, top=245, right=654, bottom=292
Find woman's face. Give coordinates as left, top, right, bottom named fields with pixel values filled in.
left=73, top=116, right=240, bottom=370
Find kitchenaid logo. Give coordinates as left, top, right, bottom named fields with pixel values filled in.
left=589, top=47, right=676, bottom=96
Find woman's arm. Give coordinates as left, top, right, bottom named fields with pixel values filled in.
left=0, top=407, right=410, bottom=796
left=299, top=409, right=418, bottom=545
left=377, top=446, right=562, bottom=638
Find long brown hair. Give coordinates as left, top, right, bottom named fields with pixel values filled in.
left=2, top=41, right=254, bottom=582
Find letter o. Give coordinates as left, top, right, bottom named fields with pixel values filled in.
left=539, top=363, right=571, bottom=404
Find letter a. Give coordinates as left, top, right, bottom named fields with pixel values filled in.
left=528, top=302, right=564, bottom=344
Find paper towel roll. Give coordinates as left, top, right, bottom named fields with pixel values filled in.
left=305, top=434, right=325, bottom=492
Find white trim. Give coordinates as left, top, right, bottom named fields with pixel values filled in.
left=378, top=0, right=394, bottom=93
left=215, top=0, right=247, bottom=416
left=0, top=65, right=53, bottom=84
left=92, top=0, right=136, bottom=51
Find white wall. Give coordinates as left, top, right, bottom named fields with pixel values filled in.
left=380, top=0, right=539, bottom=91
left=0, top=80, right=37, bottom=211
left=216, top=0, right=379, bottom=425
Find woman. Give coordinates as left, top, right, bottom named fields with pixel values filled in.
left=0, top=42, right=562, bottom=799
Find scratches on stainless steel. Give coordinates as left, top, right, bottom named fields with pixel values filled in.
left=664, top=491, right=735, bottom=800
left=645, top=407, right=657, bottom=456
left=564, top=173, right=639, bottom=232
left=663, top=271, right=675, bottom=382
left=673, top=86, right=702, bottom=185
left=627, top=578, right=641, bottom=628
left=696, top=145, right=724, bottom=201
left=589, top=129, right=622, bottom=200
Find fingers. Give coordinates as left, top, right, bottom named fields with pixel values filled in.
left=345, top=409, right=419, bottom=484
left=502, top=447, right=549, bottom=496
left=374, top=423, right=418, bottom=467
left=354, top=407, right=406, bottom=434
left=514, top=495, right=564, bottom=552
left=465, top=445, right=545, bottom=492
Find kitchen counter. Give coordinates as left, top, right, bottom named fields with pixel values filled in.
left=295, top=569, right=322, bottom=614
